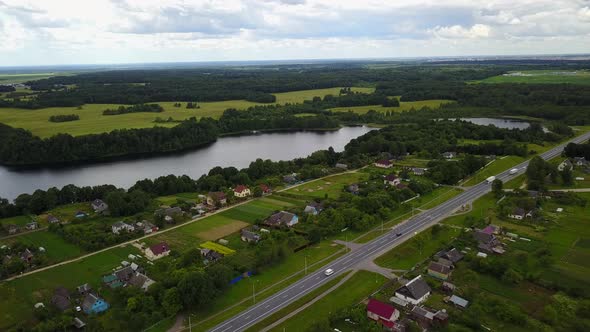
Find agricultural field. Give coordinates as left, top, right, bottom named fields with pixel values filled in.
left=0, top=87, right=373, bottom=138
left=284, top=172, right=369, bottom=199
left=0, top=72, right=64, bottom=84
left=476, top=70, right=590, bottom=85
left=329, top=99, right=452, bottom=114
left=0, top=245, right=140, bottom=330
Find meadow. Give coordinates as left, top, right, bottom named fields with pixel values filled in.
left=0, top=231, right=84, bottom=262
left=329, top=99, right=452, bottom=114
left=476, top=70, right=590, bottom=85
left=283, top=172, right=369, bottom=199
left=0, top=87, right=373, bottom=138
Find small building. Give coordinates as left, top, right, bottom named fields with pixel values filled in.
left=25, top=222, right=39, bottom=230
left=201, top=248, right=224, bottom=262
left=234, top=185, right=251, bottom=198
left=51, top=287, right=71, bottom=312
left=394, top=275, right=431, bottom=305
left=259, top=184, right=272, bottom=195
left=442, top=152, right=456, bottom=159
left=573, top=157, right=589, bottom=167
left=155, top=206, right=183, bottom=218
left=91, top=199, right=109, bottom=213
left=367, top=298, right=400, bottom=330
left=303, top=201, right=324, bottom=215
left=384, top=174, right=401, bottom=186
left=441, top=248, right=464, bottom=263
left=73, top=317, right=86, bottom=329
left=347, top=184, right=360, bottom=195
left=6, top=224, right=18, bottom=235
left=77, top=283, right=92, bottom=295
left=128, top=272, right=155, bottom=292
left=474, top=227, right=505, bottom=254
left=558, top=159, right=573, bottom=171
left=427, top=261, right=452, bottom=280
left=508, top=207, right=528, bottom=220
left=102, top=274, right=123, bottom=289
left=441, top=281, right=456, bottom=293
left=241, top=229, right=261, bottom=243
left=206, top=192, right=227, bottom=206
left=283, top=174, right=298, bottom=184
left=448, top=295, right=469, bottom=309
left=111, top=221, right=135, bottom=235
left=411, top=167, right=426, bottom=176
left=82, top=293, right=109, bottom=314
left=264, top=211, right=299, bottom=227
left=47, top=215, right=60, bottom=224
left=20, top=248, right=34, bottom=263
left=114, top=266, right=135, bottom=282
left=374, top=159, right=393, bottom=168
left=411, top=306, right=449, bottom=329
left=335, top=163, right=348, bottom=170
left=136, top=220, right=159, bottom=234
left=145, top=242, right=170, bottom=260
left=74, top=211, right=87, bottom=218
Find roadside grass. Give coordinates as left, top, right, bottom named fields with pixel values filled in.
left=0, top=245, right=139, bottom=330
left=0, top=215, right=34, bottom=228
left=283, top=172, right=369, bottom=199
left=0, top=87, right=372, bottom=137
left=144, top=316, right=177, bottom=332
left=0, top=231, right=84, bottom=261
left=329, top=99, right=452, bottom=114
left=267, top=270, right=387, bottom=332
left=475, top=70, right=590, bottom=85
left=462, top=156, right=526, bottom=186
left=415, top=187, right=463, bottom=210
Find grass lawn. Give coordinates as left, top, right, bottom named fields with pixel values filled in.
left=0, top=231, right=84, bottom=261
left=0, top=215, right=34, bottom=228
left=268, top=270, right=387, bottom=332
left=476, top=70, right=590, bottom=85
left=0, top=245, right=139, bottom=330
left=330, top=99, right=452, bottom=114
left=155, top=192, right=202, bottom=205
left=284, top=172, right=369, bottom=199
left=0, top=87, right=372, bottom=137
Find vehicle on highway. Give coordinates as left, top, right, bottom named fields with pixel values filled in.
left=396, top=232, right=402, bottom=237
left=509, top=168, right=519, bottom=175
left=486, top=176, right=496, bottom=183
left=324, top=268, right=334, bottom=276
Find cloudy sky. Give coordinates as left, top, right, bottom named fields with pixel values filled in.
left=1, top=0, right=590, bottom=66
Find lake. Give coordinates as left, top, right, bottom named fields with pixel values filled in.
left=0, top=126, right=373, bottom=200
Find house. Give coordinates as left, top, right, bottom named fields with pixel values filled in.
left=20, top=248, right=34, bottom=263
left=91, top=199, right=109, bottom=213
left=411, top=306, right=449, bottom=329
left=441, top=281, right=456, bottom=293
left=448, top=295, right=469, bottom=309
left=51, top=287, right=71, bottom=311
left=366, top=298, right=400, bottom=330
left=374, top=159, right=393, bottom=168
left=442, top=152, right=456, bottom=159
left=347, top=184, right=360, bottom=194
left=558, top=159, right=573, bottom=171
left=384, top=174, right=401, bottom=186
left=427, top=261, right=452, bottom=280
left=155, top=206, right=183, bottom=218
left=102, top=274, right=123, bottom=289
left=474, top=226, right=505, bottom=254
left=264, top=211, right=299, bottom=227
left=128, top=272, right=155, bottom=291
left=74, top=211, right=87, bottom=218
left=241, top=229, right=261, bottom=243
left=304, top=201, right=324, bottom=215
left=234, top=185, right=251, bottom=198
left=82, top=293, right=109, bottom=314
left=201, top=248, right=224, bottom=262
left=111, top=221, right=135, bottom=234
left=259, top=184, right=272, bottom=195
left=441, top=248, right=464, bottom=263
left=283, top=174, right=298, bottom=184
left=411, top=167, right=427, bottom=176
left=77, top=283, right=92, bottom=295
left=145, top=242, right=170, bottom=260
left=6, top=224, right=18, bottom=235
left=25, top=222, right=39, bottom=230
left=206, top=192, right=227, bottom=206
left=508, top=207, right=529, bottom=220
left=335, top=163, right=348, bottom=170
left=47, top=215, right=60, bottom=224
left=394, top=275, right=431, bottom=305
left=114, top=266, right=136, bottom=282
left=136, top=220, right=159, bottom=234
left=573, top=157, right=589, bottom=167
left=73, top=317, right=86, bottom=329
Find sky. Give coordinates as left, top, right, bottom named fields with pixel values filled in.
left=1, top=0, right=590, bottom=66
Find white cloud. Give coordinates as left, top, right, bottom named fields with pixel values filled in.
left=430, top=24, right=492, bottom=39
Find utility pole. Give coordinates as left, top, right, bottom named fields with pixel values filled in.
left=305, top=255, right=307, bottom=275
left=252, top=282, right=256, bottom=304
left=189, top=315, right=192, bottom=332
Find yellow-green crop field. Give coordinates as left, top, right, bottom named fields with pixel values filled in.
left=330, top=99, right=452, bottom=114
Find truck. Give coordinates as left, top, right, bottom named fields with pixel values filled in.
left=509, top=168, right=519, bottom=175
left=486, top=176, right=496, bottom=183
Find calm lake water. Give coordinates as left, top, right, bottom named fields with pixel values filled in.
left=0, top=126, right=373, bottom=200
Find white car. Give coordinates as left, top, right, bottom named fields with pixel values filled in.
left=324, top=268, right=334, bottom=276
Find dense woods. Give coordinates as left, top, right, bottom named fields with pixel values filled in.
left=102, top=103, right=163, bottom=115
left=48, top=114, right=79, bottom=122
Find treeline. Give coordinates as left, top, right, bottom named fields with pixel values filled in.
left=0, top=85, right=15, bottom=92
left=565, top=142, right=590, bottom=159
left=426, top=155, right=488, bottom=184
left=48, top=114, right=79, bottom=122
left=102, top=103, right=163, bottom=115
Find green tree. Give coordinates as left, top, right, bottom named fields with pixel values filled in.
left=162, top=287, right=183, bottom=316
left=492, top=179, right=503, bottom=197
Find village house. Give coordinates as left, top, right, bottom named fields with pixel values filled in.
left=264, top=211, right=299, bottom=227
left=128, top=272, right=155, bottom=292
left=77, top=283, right=92, bottom=296
left=136, top=220, right=158, bottom=234
left=366, top=298, right=400, bottom=330
left=102, top=274, right=123, bottom=289
left=20, top=248, right=34, bottom=264
left=259, top=184, right=272, bottom=195
left=233, top=185, right=251, bottom=198
left=201, top=248, right=224, bottom=263
left=427, top=261, right=452, bottom=280
left=558, top=159, right=573, bottom=171
left=91, top=199, right=109, bottom=214
left=347, top=184, right=360, bottom=195
left=335, top=163, right=348, bottom=170
left=411, top=306, right=449, bottom=329
left=508, top=207, right=532, bottom=220
left=111, top=221, right=135, bottom=234
left=47, top=215, right=60, bottom=224
left=394, top=275, right=432, bottom=305
left=145, top=242, right=170, bottom=260
left=283, top=174, right=298, bottom=184
left=411, top=167, right=427, bottom=176
left=241, top=229, right=261, bottom=243
left=155, top=206, right=183, bottom=219
left=206, top=192, right=227, bottom=206
left=384, top=174, right=401, bottom=186
left=474, top=225, right=505, bottom=254
left=6, top=224, right=18, bottom=235
left=51, top=287, right=71, bottom=312
left=440, top=248, right=464, bottom=263
left=573, top=157, right=589, bottom=167
left=304, top=201, right=324, bottom=215
left=442, top=152, right=456, bottom=159
left=82, top=293, right=109, bottom=314
left=25, top=221, right=39, bottom=230
left=374, top=159, right=393, bottom=168
left=114, top=266, right=136, bottom=282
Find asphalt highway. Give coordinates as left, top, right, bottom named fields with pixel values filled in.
left=209, top=131, right=590, bottom=332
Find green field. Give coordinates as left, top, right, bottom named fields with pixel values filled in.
left=0, top=245, right=139, bottom=330
left=477, top=70, right=590, bottom=85
left=0, top=87, right=373, bottom=138
left=330, top=99, right=452, bottom=114
left=0, top=215, right=34, bottom=228
left=0, top=73, right=64, bottom=84
left=268, top=270, right=386, bottom=332
left=284, top=172, right=369, bottom=199
left=0, top=231, right=84, bottom=261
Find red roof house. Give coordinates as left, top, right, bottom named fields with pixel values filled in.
left=145, top=242, right=170, bottom=260
left=375, top=159, right=393, bottom=168
left=233, top=185, right=251, bottom=197
left=259, top=184, right=272, bottom=194
left=367, top=299, right=400, bottom=329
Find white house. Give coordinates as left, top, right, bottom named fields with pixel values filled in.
left=111, top=221, right=135, bottom=235
left=384, top=174, right=401, bottom=186
left=233, top=185, right=251, bottom=198
left=145, top=242, right=170, bottom=261
left=394, top=275, right=431, bottom=305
